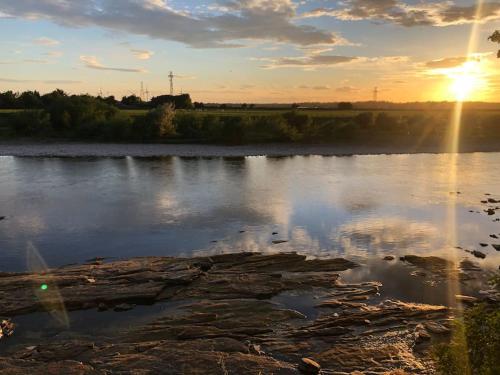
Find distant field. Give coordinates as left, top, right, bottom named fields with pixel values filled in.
left=121, top=108, right=500, bottom=118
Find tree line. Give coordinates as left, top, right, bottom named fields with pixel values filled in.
left=0, top=92, right=498, bottom=146
left=0, top=89, right=193, bottom=110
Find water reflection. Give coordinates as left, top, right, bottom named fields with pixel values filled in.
left=0, top=154, right=499, bottom=273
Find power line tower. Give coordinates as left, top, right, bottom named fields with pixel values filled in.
left=373, top=87, right=379, bottom=102
left=145, top=86, right=150, bottom=102
left=169, top=71, right=174, bottom=96
left=140, top=81, right=144, bottom=101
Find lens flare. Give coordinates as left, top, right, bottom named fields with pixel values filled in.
left=27, top=242, right=69, bottom=328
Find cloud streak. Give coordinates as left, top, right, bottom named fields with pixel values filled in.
left=131, top=49, right=154, bottom=60
left=300, top=0, right=500, bottom=27
left=80, top=56, right=146, bottom=73
left=0, top=0, right=339, bottom=48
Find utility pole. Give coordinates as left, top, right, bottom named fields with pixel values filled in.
left=169, top=71, right=174, bottom=96
left=373, top=87, right=379, bottom=102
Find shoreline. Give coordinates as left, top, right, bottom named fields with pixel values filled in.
left=1, top=141, right=500, bottom=157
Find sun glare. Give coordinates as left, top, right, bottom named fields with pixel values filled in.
left=447, top=60, right=484, bottom=102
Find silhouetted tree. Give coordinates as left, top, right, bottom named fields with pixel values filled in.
left=150, top=94, right=192, bottom=109
left=489, top=30, right=500, bottom=58
left=193, top=102, right=205, bottom=110
left=241, top=103, right=248, bottom=109
left=338, top=102, right=354, bottom=110
left=121, top=95, right=142, bottom=106
left=0, top=91, right=18, bottom=108
left=219, top=104, right=227, bottom=110
left=18, top=91, right=42, bottom=109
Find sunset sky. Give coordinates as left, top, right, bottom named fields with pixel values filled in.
left=0, top=0, right=499, bottom=103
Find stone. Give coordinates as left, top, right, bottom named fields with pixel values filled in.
left=298, top=358, right=321, bottom=375
left=471, top=250, right=486, bottom=259
left=0, top=216, right=5, bottom=221
left=455, top=295, right=478, bottom=304
left=488, top=198, right=499, bottom=203
left=490, top=234, right=498, bottom=239
left=0, top=319, right=14, bottom=340
left=486, top=209, right=495, bottom=215
left=492, top=244, right=500, bottom=251
left=479, top=243, right=488, bottom=247
left=114, top=303, right=135, bottom=312
left=272, top=240, right=288, bottom=244
left=383, top=256, right=395, bottom=261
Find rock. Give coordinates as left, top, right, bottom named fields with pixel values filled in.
left=488, top=198, right=500, bottom=203
left=479, top=243, right=488, bottom=247
left=0, top=319, right=15, bottom=340
left=272, top=232, right=278, bottom=235
left=455, top=295, right=478, bottom=304
left=410, top=270, right=427, bottom=277
left=97, top=303, right=109, bottom=312
left=383, top=256, right=395, bottom=261
left=492, top=244, right=500, bottom=251
left=415, top=324, right=431, bottom=344
left=490, top=234, right=498, bottom=239
left=459, top=259, right=481, bottom=271
left=486, top=209, right=495, bottom=215
left=272, top=240, right=288, bottom=244
left=0, top=216, right=5, bottom=221
left=400, top=255, right=452, bottom=271
left=481, top=200, right=488, bottom=204
left=471, top=250, right=486, bottom=259
left=114, top=303, right=135, bottom=312
left=239, top=230, right=246, bottom=233
left=424, top=321, right=450, bottom=334
left=298, top=358, right=321, bottom=375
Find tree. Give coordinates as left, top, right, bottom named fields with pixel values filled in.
left=121, top=95, right=142, bottom=106
left=338, top=102, right=354, bottom=110
left=146, top=103, right=176, bottom=137
left=0, top=91, right=18, bottom=108
left=18, top=91, right=42, bottom=109
left=489, top=30, right=500, bottom=58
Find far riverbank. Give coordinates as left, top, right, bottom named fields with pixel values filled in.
left=2, top=141, right=500, bottom=157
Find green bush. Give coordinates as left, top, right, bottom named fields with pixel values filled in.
left=11, top=110, right=52, bottom=136
left=433, top=273, right=499, bottom=375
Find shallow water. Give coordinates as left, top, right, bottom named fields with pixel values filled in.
left=1, top=153, right=499, bottom=271
left=1, top=153, right=499, bottom=349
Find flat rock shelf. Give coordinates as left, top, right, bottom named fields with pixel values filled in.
left=0, top=252, right=453, bottom=374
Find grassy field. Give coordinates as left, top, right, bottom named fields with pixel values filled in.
left=2, top=108, right=499, bottom=118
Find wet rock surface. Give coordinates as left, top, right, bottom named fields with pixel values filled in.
left=0, top=253, right=455, bottom=374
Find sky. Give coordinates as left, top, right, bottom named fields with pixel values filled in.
left=0, top=0, right=499, bottom=103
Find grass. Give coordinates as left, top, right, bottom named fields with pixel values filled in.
left=119, top=108, right=500, bottom=118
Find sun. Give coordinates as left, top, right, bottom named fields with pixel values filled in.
left=447, top=60, right=484, bottom=102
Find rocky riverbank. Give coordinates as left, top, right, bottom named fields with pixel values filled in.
left=0, top=252, right=473, bottom=374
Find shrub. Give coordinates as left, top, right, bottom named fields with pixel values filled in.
left=11, top=110, right=52, bottom=136
left=433, top=273, right=500, bottom=375
left=144, top=103, right=176, bottom=138
left=175, top=112, right=203, bottom=139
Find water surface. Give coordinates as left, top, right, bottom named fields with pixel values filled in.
left=1, top=153, right=500, bottom=347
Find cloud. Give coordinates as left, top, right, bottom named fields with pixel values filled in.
left=336, top=86, right=359, bottom=93
left=33, top=37, right=59, bottom=46
left=0, top=0, right=339, bottom=48
left=312, top=85, right=331, bottom=90
left=260, top=54, right=358, bottom=69
left=424, top=56, right=468, bottom=69
left=80, top=56, right=146, bottom=73
left=0, top=78, right=81, bottom=84
left=23, top=58, right=48, bottom=64
left=131, top=49, right=154, bottom=60
left=44, top=51, right=63, bottom=58
left=300, top=0, right=500, bottom=27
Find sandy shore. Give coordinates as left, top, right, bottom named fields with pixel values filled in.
left=1, top=141, right=499, bottom=157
